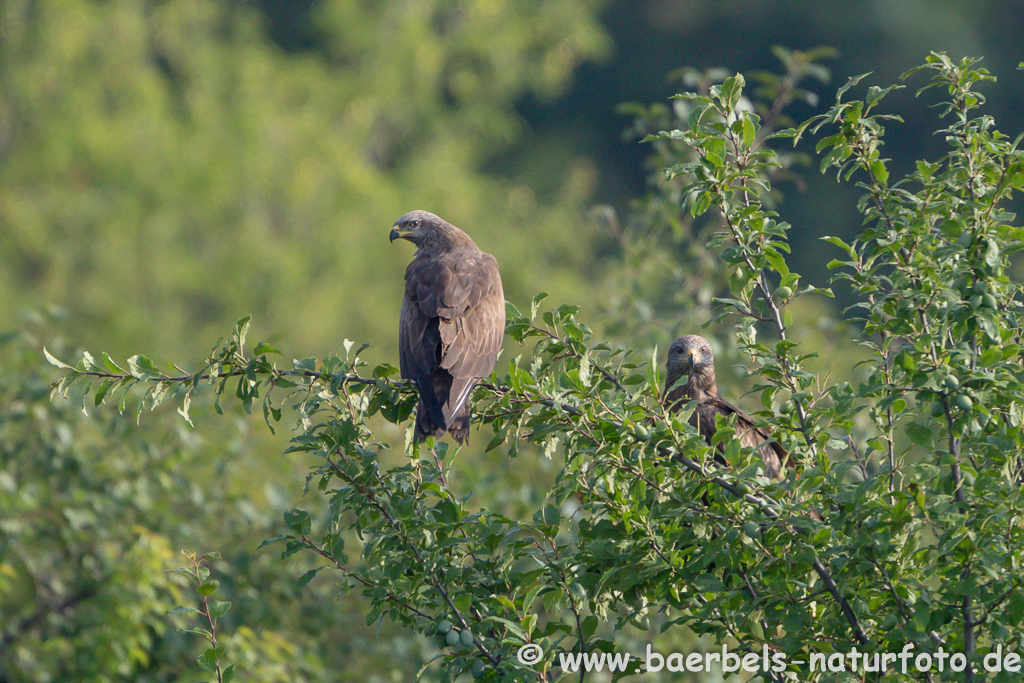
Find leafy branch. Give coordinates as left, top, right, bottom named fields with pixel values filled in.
left=166, top=551, right=235, bottom=683
left=46, top=53, right=1024, bottom=682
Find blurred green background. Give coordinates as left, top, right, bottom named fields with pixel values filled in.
left=2, top=0, right=1023, bottom=680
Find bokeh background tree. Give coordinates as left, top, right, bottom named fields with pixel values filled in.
left=3, top=0, right=1024, bottom=681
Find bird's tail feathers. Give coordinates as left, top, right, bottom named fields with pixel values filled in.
left=414, top=377, right=447, bottom=434
left=412, top=374, right=475, bottom=445
left=444, top=378, right=477, bottom=428
left=445, top=403, right=471, bottom=444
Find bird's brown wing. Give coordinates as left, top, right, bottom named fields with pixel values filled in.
left=399, top=251, right=504, bottom=429
left=704, top=397, right=790, bottom=479
left=399, top=258, right=447, bottom=432
left=434, top=254, right=504, bottom=375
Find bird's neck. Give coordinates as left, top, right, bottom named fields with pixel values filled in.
left=666, top=367, right=719, bottom=404
left=687, top=370, right=719, bottom=401
left=418, top=226, right=475, bottom=256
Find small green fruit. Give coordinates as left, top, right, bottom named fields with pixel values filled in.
left=774, top=286, right=794, bottom=300
left=632, top=424, right=650, bottom=441
left=437, top=619, right=453, bottom=635
left=969, top=294, right=983, bottom=310
left=779, top=400, right=794, bottom=415
left=930, top=402, right=945, bottom=418
left=942, top=376, right=960, bottom=391
left=471, top=659, right=486, bottom=679
left=460, top=629, right=475, bottom=647
left=957, top=232, right=973, bottom=248
left=445, top=629, right=460, bottom=647
left=743, top=521, right=761, bottom=538
left=953, top=394, right=973, bottom=411
left=982, top=293, right=997, bottom=309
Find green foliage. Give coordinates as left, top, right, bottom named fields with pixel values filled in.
left=600, top=46, right=832, bottom=347
left=1, top=323, right=332, bottom=682
left=0, top=3, right=613, bottom=679
left=0, top=0, right=610, bottom=361
left=167, top=551, right=236, bottom=683
left=43, top=53, right=1024, bottom=682
left=0, top=329, right=187, bottom=682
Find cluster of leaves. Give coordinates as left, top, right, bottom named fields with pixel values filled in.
left=796, top=53, right=1024, bottom=678
left=597, top=46, right=834, bottom=346
left=167, top=551, right=235, bottom=683
left=48, top=54, right=1024, bottom=682
left=0, top=329, right=187, bottom=681
left=1, top=319, right=335, bottom=683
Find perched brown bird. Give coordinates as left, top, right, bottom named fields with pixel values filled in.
left=390, top=210, right=505, bottom=444
left=664, top=334, right=789, bottom=479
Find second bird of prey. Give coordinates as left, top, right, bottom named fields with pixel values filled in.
left=389, top=210, right=787, bottom=476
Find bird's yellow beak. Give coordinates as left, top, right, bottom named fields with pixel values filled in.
left=686, top=348, right=698, bottom=369
left=389, top=226, right=408, bottom=243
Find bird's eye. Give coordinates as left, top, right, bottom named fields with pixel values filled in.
left=410, top=220, right=420, bottom=228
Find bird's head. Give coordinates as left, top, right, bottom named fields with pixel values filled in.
left=389, top=210, right=443, bottom=247
left=666, top=334, right=715, bottom=376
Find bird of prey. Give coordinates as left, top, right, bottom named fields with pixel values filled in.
left=664, top=334, right=789, bottom=479
left=390, top=210, right=505, bottom=444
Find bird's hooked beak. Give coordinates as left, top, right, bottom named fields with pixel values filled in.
left=674, top=347, right=703, bottom=375
left=389, top=225, right=407, bottom=243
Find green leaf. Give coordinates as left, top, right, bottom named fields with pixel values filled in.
left=179, top=627, right=213, bottom=639
left=297, top=567, right=325, bottom=588
left=284, top=509, right=312, bottom=535
left=208, top=600, right=231, bottom=620
left=197, top=581, right=220, bottom=597
left=253, top=342, right=281, bottom=356
left=102, top=351, right=126, bottom=374
left=178, top=390, right=194, bottom=427
left=533, top=504, right=560, bottom=529
left=530, top=292, right=548, bottom=321
left=127, top=354, right=162, bottom=379
left=80, top=351, right=104, bottom=373
left=741, top=112, right=757, bottom=147
left=94, top=379, right=116, bottom=406
left=233, top=314, right=252, bottom=350
left=905, top=422, right=933, bottom=446
left=715, top=73, right=745, bottom=109
left=197, top=648, right=220, bottom=674
left=167, top=606, right=203, bottom=615
left=763, top=247, right=790, bottom=277
left=984, top=239, right=1001, bottom=267
left=258, top=534, right=293, bottom=550
left=43, top=347, right=73, bottom=370
left=870, top=159, right=889, bottom=185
